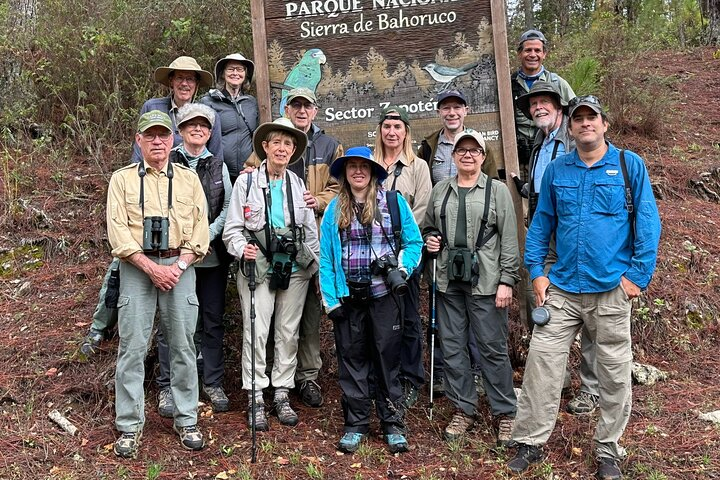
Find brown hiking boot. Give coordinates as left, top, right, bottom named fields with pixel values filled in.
left=494, top=415, right=515, bottom=447
left=443, top=411, right=475, bottom=441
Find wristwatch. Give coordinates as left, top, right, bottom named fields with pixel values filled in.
left=176, top=259, right=188, bottom=272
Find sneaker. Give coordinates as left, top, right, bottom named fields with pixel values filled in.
left=474, top=374, right=486, bottom=397
left=443, top=411, right=475, bottom=442
left=401, top=380, right=419, bottom=409
left=432, top=375, right=445, bottom=397
left=248, top=402, right=269, bottom=431
left=337, top=432, right=366, bottom=453
left=495, top=415, right=515, bottom=447
left=385, top=433, right=409, bottom=453
left=507, top=443, right=544, bottom=473
left=274, top=396, right=299, bottom=426
left=80, top=327, right=104, bottom=356
left=157, top=387, right=175, bottom=418
left=567, top=391, right=599, bottom=415
left=299, top=380, right=323, bottom=408
left=203, top=385, right=229, bottom=412
left=596, top=457, right=623, bottom=480
left=113, top=431, right=142, bottom=458
left=173, top=424, right=205, bottom=451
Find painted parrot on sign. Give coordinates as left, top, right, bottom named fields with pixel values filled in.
left=278, top=48, right=327, bottom=112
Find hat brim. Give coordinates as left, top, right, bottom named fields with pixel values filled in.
left=516, top=90, right=564, bottom=119
left=568, top=102, right=602, bottom=118
left=215, top=58, right=255, bottom=85
left=154, top=67, right=214, bottom=89
left=252, top=122, right=307, bottom=166
left=329, top=155, right=388, bottom=183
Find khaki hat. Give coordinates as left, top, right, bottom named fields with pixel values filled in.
left=176, top=103, right=216, bottom=129
left=452, top=129, right=486, bottom=152
left=154, top=56, right=213, bottom=88
left=215, top=53, right=255, bottom=84
left=515, top=81, right=564, bottom=119
left=137, top=110, right=173, bottom=133
left=286, top=87, right=317, bottom=105
left=253, top=117, right=308, bottom=165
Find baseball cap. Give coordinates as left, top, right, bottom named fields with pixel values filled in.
left=137, top=110, right=173, bottom=133
left=452, top=130, right=486, bottom=152
left=436, top=89, right=468, bottom=106
left=379, top=105, right=410, bottom=125
left=176, top=103, right=216, bottom=129
left=567, top=95, right=604, bottom=118
left=286, top=87, right=317, bottom=105
left=518, top=29, right=547, bottom=50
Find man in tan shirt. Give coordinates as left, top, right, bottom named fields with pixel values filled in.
left=106, top=110, right=209, bottom=458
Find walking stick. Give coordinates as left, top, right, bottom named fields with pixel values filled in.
left=246, top=247, right=258, bottom=463
left=429, top=256, right=438, bottom=420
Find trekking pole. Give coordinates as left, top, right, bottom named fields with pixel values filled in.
left=246, top=243, right=258, bottom=463
left=429, top=256, right=437, bottom=420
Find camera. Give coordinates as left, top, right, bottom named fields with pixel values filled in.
left=270, top=233, right=297, bottom=257
left=531, top=306, right=551, bottom=326
left=143, top=216, right=169, bottom=251
left=347, top=275, right=371, bottom=302
left=371, top=254, right=408, bottom=296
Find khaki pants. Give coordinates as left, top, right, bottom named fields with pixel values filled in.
left=238, top=268, right=311, bottom=391
left=511, top=284, right=632, bottom=460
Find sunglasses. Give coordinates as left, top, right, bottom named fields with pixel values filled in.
left=568, top=95, right=601, bottom=107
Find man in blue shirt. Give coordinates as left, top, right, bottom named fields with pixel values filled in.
left=507, top=96, right=661, bottom=480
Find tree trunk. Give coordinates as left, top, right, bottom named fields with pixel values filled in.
left=1, top=0, right=38, bottom=117
left=524, top=0, right=534, bottom=30
left=700, top=0, right=720, bottom=44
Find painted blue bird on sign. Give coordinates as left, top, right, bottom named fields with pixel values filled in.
left=423, top=60, right=479, bottom=90
left=278, top=48, right=327, bottom=112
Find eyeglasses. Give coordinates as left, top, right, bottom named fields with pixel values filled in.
left=289, top=101, right=316, bottom=110
left=454, top=147, right=484, bottom=157
left=173, top=75, right=198, bottom=84
left=184, top=121, right=210, bottom=130
left=141, top=131, right=173, bottom=141
left=568, top=95, right=601, bottom=107
left=225, top=66, right=246, bottom=73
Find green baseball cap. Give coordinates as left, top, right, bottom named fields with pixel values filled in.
left=379, top=105, right=410, bottom=126
left=137, top=110, right=173, bottom=133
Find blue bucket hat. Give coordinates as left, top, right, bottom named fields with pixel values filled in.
left=329, top=146, right=388, bottom=183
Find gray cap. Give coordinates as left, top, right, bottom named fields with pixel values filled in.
left=518, top=29, right=547, bottom=51
left=567, top=95, right=605, bottom=117
left=176, top=103, right=216, bottom=129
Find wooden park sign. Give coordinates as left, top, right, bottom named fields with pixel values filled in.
left=250, top=0, right=519, bottom=175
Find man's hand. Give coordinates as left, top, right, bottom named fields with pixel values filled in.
left=148, top=263, right=181, bottom=292
left=425, top=235, right=442, bottom=254
left=303, top=190, right=318, bottom=210
left=532, top=276, right=550, bottom=306
left=495, top=284, right=513, bottom=309
left=243, top=243, right=259, bottom=261
left=620, top=276, right=641, bottom=299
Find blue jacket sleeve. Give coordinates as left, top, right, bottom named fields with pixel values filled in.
left=623, top=152, right=661, bottom=289
left=525, top=161, right=557, bottom=280
left=397, top=194, right=423, bottom=275
left=319, top=199, right=341, bottom=312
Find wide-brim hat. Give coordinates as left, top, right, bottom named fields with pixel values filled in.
left=215, top=53, right=255, bottom=84
left=253, top=117, right=307, bottom=165
left=515, top=81, right=565, bottom=119
left=154, top=56, right=213, bottom=88
left=329, top=146, right=388, bottom=183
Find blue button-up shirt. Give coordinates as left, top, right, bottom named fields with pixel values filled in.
left=533, top=127, right=565, bottom=193
left=525, top=143, right=661, bottom=292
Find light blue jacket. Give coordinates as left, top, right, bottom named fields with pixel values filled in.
left=526, top=143, right=661, bottom=292
left=319, top=190, right=423, bottom=313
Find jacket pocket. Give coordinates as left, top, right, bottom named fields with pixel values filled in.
left=244, top=202, right=266, bottom=231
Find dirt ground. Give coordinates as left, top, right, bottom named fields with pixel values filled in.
left=0, top=47, right=719, bottom=479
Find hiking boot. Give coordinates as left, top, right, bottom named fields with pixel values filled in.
left=401, top=380, right=419, bottom=409
left=248, top=402, right=269, bottom=431
left=432, top=375, right=445, bottom=397
left=173, top=424, right=205, bottom=451
left=80, top=327, right=104, bottom=356
left=474, top=373, right=486, bottom=397
left=299, top=380, right=323, bottom=407
left=443, top=411, right=475, bottom=442
left=274, top=396, right=299, bottom=426
left=385, top=433, right=409, bottom=453
left=495, top=415, right=515, bottom=447
left=113, top=431, right=142, bottom=458
left=157, top=387, right=175, bottom=418
left=596, top=457, right=623, bottom=480
left=337, top=432, right=366, bottom=453
left=203, top=385, right=229, bottom=412
left=507, top=443, right=544, bottom=473
left=567, top=391, right=599, bottom=415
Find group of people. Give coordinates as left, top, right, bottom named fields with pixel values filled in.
left=88, top=27, right=661, bottom=480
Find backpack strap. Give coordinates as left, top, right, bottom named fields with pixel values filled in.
left=386, top=189, right=402, bottom=249
left=619, top=149, right=636, bottom=237
left=474, top=178, right=496, bottom=250
left=390, top=162, right=404, bottom=191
